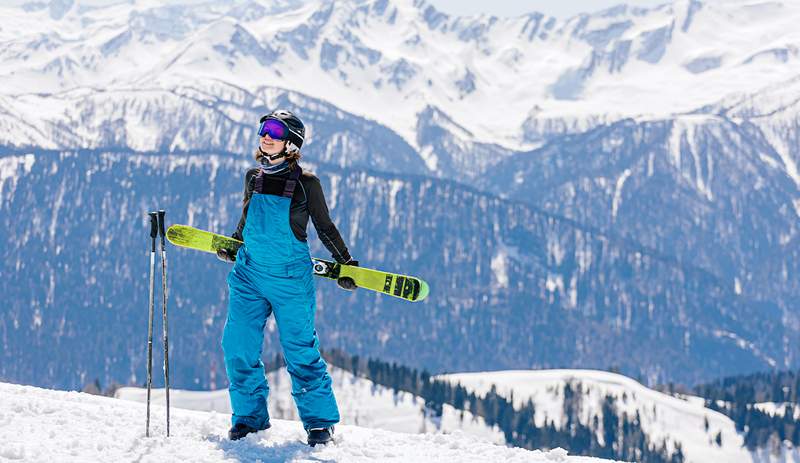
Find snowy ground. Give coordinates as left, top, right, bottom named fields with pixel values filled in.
left=0, top=381, right=616, bottom=462
left=117, top=366, right=505, bottom=444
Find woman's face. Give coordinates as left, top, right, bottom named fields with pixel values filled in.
left=260, top=134, right=286, bottom=156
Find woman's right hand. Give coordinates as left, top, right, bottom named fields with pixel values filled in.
left=217, top=248, right=236, bottom=263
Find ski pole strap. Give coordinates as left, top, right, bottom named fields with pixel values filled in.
left=254, top=165, right=302, bottom=198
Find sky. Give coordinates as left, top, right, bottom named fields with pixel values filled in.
left=5, top=0, right=672, bottom=18
left=427, top=0, right=669, bottom=18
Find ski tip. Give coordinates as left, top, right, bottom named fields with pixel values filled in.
left=415, top=280, right=430, bottom=302
left=165, top=224, right=190, bottom=246
left=165, top=225, right=179, bottom=240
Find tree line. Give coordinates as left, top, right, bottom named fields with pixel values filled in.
left=318, top=349, right=684, bottom=463
left=693, top=369, right=800, bottom=450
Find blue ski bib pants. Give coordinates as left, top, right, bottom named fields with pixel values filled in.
left=222, top=189, right=339, bottom=431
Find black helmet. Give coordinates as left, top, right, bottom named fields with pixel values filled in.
left=260, top=109, right=305, bottom=151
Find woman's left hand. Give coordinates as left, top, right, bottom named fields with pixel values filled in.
left=337, top=277, right=357, bottom=291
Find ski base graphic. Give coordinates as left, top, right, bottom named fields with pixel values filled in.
left=166, top=225, right=429, bottom=302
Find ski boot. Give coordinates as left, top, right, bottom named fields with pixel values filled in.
left=307, top=426, right=334, bottom=446
left=228, top=421, right=270, bottom=441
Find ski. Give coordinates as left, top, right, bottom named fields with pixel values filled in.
left=166, top=224, right=429, bottom=302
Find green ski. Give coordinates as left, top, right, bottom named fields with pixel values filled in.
left=166, top=224, right=429, bottom=302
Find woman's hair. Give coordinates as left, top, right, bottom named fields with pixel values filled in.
left=253, top=145, right=302, bottom=168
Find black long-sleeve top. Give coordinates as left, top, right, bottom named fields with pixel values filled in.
left=232, top=166, right=353, bottom=264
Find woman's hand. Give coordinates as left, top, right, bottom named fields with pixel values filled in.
left=337, top=277, right=357, bottom=291
left=217, top=248, right=236, bottom=263
left=337, top=260, right=359, bottom=291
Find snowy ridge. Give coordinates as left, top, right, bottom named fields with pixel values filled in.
left=441, top=369, right=800, bottom=463
left=0, top=381, right=615, bottom=462
left=0, top=80, right=433, bottom=176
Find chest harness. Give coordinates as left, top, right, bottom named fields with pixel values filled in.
left=252, top=165, right=303, bottom=199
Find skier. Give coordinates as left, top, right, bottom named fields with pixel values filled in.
left=216, top=109, right=357, bottom=445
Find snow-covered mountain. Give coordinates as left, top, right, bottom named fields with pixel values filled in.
left=2, top=0, right=799, bottom=409
left=116, top=365, right=506, bottom=444
left=1, top=380, right=606, bottom=462
left=441, top=369, right=800, bottom=463
left=2, top=0, right=800, bottom=152
left=480, top=114, right=800, bottom=362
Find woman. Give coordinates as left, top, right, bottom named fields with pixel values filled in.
left=216, top=109, right=357, bottom=445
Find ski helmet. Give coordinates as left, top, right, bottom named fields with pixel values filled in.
left=259, top=109, right=305, bottom=151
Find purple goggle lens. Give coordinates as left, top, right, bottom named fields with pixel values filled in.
left=258, top=118, right=289, bottom=140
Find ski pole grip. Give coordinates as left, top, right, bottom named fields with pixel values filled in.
left=148, top=211, right=158, bottom=252
left=157, top=210, right=166, bottom=242
left=149, top=212, right=158, bottom=238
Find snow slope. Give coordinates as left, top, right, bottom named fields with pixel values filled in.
left=0, top=381, right=615, bottom=462
left=117, top=366, right=506, bottom=444
left=441, top=369, right=800, bottom=463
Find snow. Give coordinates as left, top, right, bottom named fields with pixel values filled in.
left=611, top=168, right=632, bottom=222
left=721, top=75, right=800, bottom=190
left=0, top=153, right=36, bottom=198
left=491, top=250, right=509, bottom=289
left=712, top=330, right=778, bottom=368
left=386, top=179, right=405, bottom=224
left=754, top=402, right=800, bottom=419
left=490, top=242, right=520, bottom=290
left=0, top=381, right=615, bottom=462
left=440, top=369, right=800, bottom=463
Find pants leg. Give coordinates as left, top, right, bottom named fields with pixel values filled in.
left=222, top=266, right=272, bottom=429
left=267, top=266, right=339, bottom=430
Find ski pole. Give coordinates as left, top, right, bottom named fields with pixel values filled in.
left=146, top=211, right=158, bottom=437
left=158, top=209, right=171, bottom=437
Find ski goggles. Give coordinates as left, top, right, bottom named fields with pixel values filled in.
left=258, top=117, right=290, bottom=140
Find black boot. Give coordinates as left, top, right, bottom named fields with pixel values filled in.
left=307, top=427, right=334, bottom=446
left=228, top=422, right=270, bottom=441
